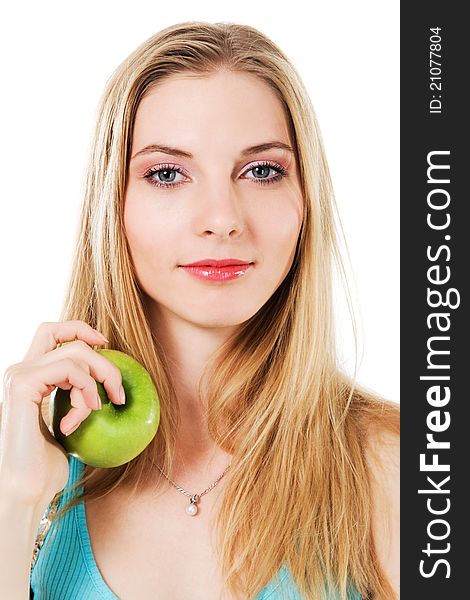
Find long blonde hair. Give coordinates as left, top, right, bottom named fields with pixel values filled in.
left=46, top=21, right=399, bottom=599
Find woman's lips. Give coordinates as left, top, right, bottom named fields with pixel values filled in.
left=179, top=263, right=254, bottom=282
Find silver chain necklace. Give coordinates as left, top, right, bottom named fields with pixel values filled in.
left=155, top=463, right=231, bottom=516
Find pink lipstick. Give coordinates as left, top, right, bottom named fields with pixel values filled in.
left=179, top=258, right=254, bottom=282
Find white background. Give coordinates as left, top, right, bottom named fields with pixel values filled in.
left=0, top=1, right=399, bottom=403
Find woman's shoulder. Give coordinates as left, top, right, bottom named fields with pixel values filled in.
left=364, top=424, right=399, bottom=528
left=351, top=387, right=399, bottom=481
left=364, top=422, right=400, bottom=599
left=365, top=424, right=399, bottom=473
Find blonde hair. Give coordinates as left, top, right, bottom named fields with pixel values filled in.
left=45, top=21, right=399, bottom=599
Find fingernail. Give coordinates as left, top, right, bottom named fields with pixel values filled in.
left=96, top=331, right=109, bottom=342
left=96, top=394, right=102, bottom=410
left=119, top=385, right=126, bottom=404
left=64, top=422, right=80, bottom=436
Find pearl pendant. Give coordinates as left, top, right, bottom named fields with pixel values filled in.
left=186, top=493, right=200, bottom=516
left=186, top=503, right=198, bottom=516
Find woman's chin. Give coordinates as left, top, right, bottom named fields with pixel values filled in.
left=187, top=307, right=259, bottom=329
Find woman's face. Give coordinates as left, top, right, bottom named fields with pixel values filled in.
left=124, top=69, right=303, bottom=329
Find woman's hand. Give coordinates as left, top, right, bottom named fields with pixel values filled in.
left=0, top=320, right=124, bottom=510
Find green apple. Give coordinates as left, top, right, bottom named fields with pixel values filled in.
left=50, top=349, right=160, bottom=468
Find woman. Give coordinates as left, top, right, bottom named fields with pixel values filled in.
left=0, top=21, right=399, bottom=599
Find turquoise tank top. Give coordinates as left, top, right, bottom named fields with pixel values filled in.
left=30, top=455, right=361, bottom=599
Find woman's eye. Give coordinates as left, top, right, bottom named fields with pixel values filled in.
left=246, top=165, right=275, bottom=179
left=243, top=163, right=287, bottom=185
left=143, top=166, right=186, bottom=188
left=156, top=169, right=179, bottom=183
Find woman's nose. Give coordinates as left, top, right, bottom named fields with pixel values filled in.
left=194, top=180, right=245, bottom=239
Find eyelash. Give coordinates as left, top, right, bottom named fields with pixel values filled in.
left=142, top=161, right=288, bottom=189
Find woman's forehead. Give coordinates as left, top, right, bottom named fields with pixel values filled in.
left=131, top=70, right=291, bottom=157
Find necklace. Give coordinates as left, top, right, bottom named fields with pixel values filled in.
left=155, top=463, right=231, bottom=516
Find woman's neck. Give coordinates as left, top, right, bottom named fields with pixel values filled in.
left=147, top=301, right=236, bottom=466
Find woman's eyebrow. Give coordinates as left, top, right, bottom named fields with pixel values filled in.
left=130, top=141, right=293, bottom=160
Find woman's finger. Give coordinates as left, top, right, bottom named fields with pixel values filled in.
left=38, top=340, right=124, bottom=407
left=23, top=320, right=108, bottom=362
left=59, top=387, right=92, bottom=435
